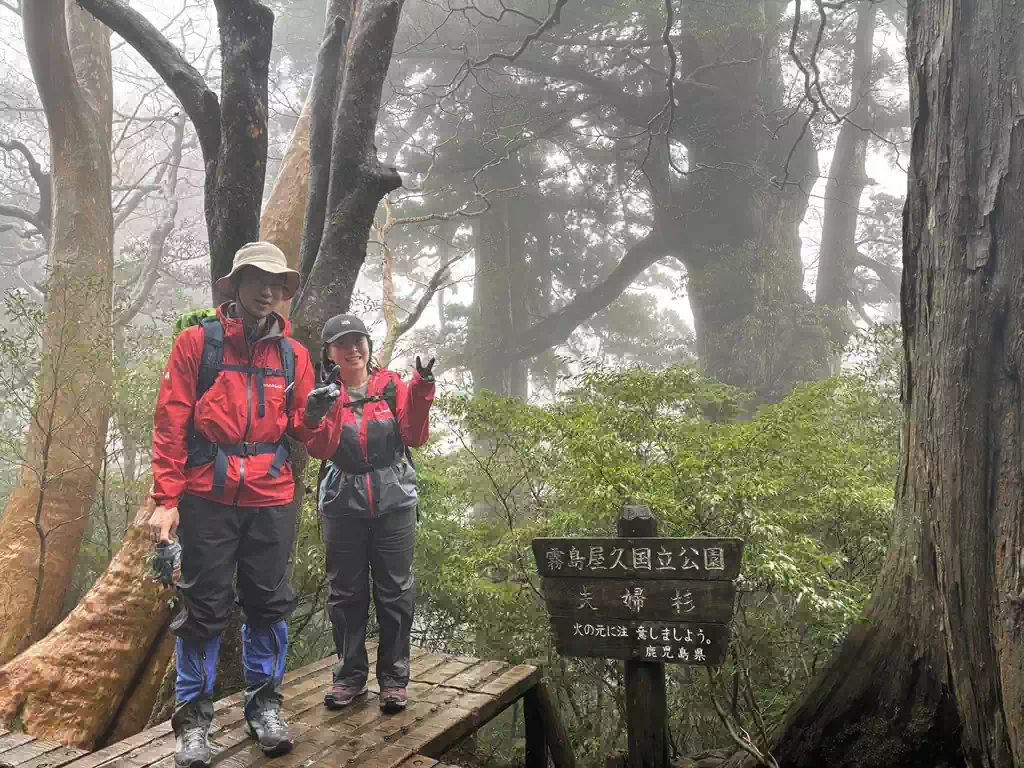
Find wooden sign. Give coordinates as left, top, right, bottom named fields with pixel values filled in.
left=532, top=537, right=743, bottom=580
left=541, top=577, right=735, bottom=623
left=533, top=535, right=743, bottom=667
left=534, top=508, right=744, bottom=768
left=549, top=618, right=729, bottom=665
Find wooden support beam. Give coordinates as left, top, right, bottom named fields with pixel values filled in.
left=618, top=506, right=668, bottom=768
left=523, top=686, right=547, bottom=768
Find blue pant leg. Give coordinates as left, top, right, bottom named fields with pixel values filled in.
left=175, top=635, right=221, bottom=705
left=242, top=619, right=288, bottom=689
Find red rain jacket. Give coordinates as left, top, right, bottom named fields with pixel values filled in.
left=152, top=303, right=321, bottom=508
left=307, top=368, right=434, bottom=517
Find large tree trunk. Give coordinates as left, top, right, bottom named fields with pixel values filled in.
left=815, top=2, right=876, bottom=369
left=678, top=1, right=827, bottom=402
left=261, top=91, right=314, bottom=319
left=0, top=500, right=172, bottom=748
left=469, top=154, right=529, bottom=396
left=291, top=0, right=405, bottom=348
left=0, top=0, right=113, bottom=666
left=726, top=1, right=1024, bottom=764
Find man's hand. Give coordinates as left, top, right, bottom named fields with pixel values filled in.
left=415, top=356, right=436, bottom=383
left=148, top=505, right=179, bottom=544
left=305, top=383, right=340, bottom=427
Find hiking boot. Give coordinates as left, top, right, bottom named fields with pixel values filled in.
left=172, top=698, right=214, bottom=768
left=244, top=685, right=293, bottom=757
left=380, top=687, right=408, bottom=714
left=324, top=682, right=367, bottom=710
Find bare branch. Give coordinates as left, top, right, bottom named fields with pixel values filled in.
left=114, top=113, right=186, bottom=328
left=707, top=667, right=780, bottom=768
left=855, top=251, right=901, bottom=296
left=497, top=231, right=667, bottom=363
left=77, top=0, right=221, bottom=163
left=467, top=0, right=571, bottom=70
left=0, top=203, right=42, bottom=232
left=398, top=252, right=463, bottom=336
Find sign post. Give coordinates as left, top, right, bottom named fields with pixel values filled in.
left=532, top=505, right=744, bottom=768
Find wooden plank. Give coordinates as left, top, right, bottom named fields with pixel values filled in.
left=60, top=647, right=529, bottom=768
left=416, top=659, right=472, bottom=686
left=206, top=681, right=331, bottom=741
left=209, top=720, right=316, bottom=768
left=532, top=537, right=743, bottom=580
left=414, top=671, right=538, bottom=758
left=277, top=642, right=380, bottom=691
left=12, top=746, right=89, bottom=768
left=300, top=734, right=378, bottom=768
left=439, top=661, right=508, bottom=692
left=398, top=757, right=465, bottom=768
left=476, top=665, right=540, bottom=697
left=0, top=740, right=65, bottom=768
left=398, top=756, right=438, bottom=768
left=370, top=653, right=449, bottom=695
left=542, top=577, right=735, bottom=623
left=58, top=726, right=169, bottom=768
left=0, top=736, right=36, bottom=758
left=410, top=653, right=450, bottom=677
left=350, top=744, right=415, bottom=768
left=550, top=618, right=728, bottom=664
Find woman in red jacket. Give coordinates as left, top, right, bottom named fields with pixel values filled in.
left=306, top=313, right=435, bottom=714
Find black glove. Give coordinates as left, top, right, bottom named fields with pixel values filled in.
left=151, top=541, right=182, bottom=587
left=305, top=382, right=340, bottom=426
left=415, top=356, right=436, bottom=383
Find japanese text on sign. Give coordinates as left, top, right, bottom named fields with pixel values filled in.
left=545, top=544, right=726, bottom=573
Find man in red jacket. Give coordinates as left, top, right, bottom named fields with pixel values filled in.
left=148, top=242, right=338, bottom=768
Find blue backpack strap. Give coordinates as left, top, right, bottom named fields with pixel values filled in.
left=279, top=337, right=295, bottom=414
left=190, top=318, right=226, bottom=493
left=266, top=337, right=296, bottom=478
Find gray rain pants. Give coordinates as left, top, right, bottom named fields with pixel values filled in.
left=321, top=506, right=416, bottom=689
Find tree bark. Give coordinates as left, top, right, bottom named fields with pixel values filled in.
left=291, top=0, right=405, bottom=349
left=102, top=626, right=175, bottom=745
left=469, top=154, right=526, bottom=395
left=298, top=0, right=353, bottom=287
left=815, top=2, right=877, bottom=369
left=677, top=2, right=826, bottom=402
left=207, top=0, right=273, bottom=292
left=726, top=1, right=1024, bottom=764
left=0, top=500, right=173, bottom=748
left=0, top=0, right=113, bottom=665
left=260, top=94, right=313, bottom=319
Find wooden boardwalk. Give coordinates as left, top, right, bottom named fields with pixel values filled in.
left=0, top=644, right=542, bottom=768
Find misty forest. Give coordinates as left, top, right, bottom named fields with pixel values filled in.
left=0, top=0, right=1021, bottom=766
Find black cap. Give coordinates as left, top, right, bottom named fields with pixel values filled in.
left=322, top=314, right=370, bottom=345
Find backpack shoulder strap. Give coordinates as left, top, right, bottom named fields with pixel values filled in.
left=197, top=317, right=224, bottom=399
left=382, top=378, right=398, bottom=418
left=381, top=376, right=415, bottom=468
left=279, top=337, right=296, bottom=413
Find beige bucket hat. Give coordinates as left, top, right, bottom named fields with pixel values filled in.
left=214, top=241, right=300, bottom=300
